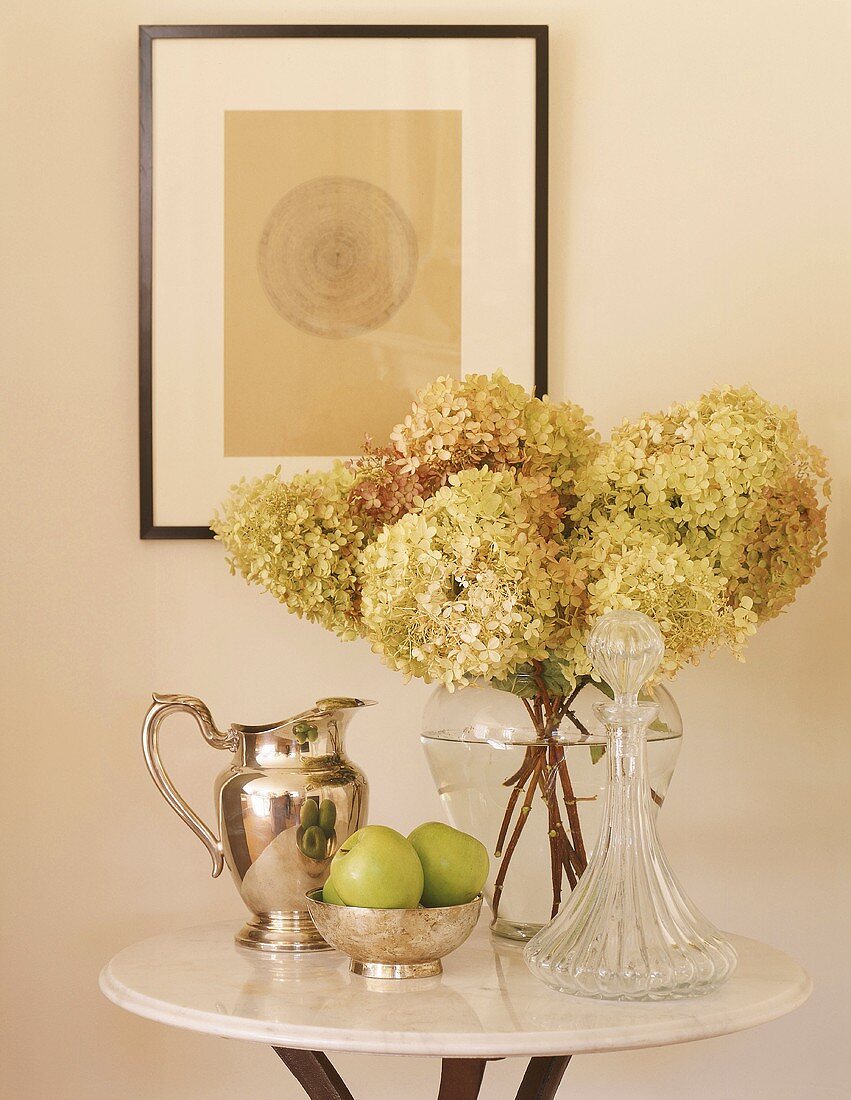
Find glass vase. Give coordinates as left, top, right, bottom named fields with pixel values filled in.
left=421, top=678, right=682, bottom=941
left=523, top=611, right=736, bottom=999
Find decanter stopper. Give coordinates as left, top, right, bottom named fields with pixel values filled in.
left=523, top=610, right=737, bottom=1000
left=587, top=609, right=664, bottom=707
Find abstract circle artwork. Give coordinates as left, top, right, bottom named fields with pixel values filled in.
left=257, top=176, right=419, bottom=339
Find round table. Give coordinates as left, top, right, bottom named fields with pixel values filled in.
left=100, top=921, right=811, bottom=1100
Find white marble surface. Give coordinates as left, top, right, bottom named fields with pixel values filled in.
left=99, top=922, right=811, bottom=1058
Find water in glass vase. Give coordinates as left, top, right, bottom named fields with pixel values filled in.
left=421, top=680, right=682, bottom=940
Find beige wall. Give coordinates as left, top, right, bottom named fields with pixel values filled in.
left=2, top=1, right=849, bottom=1097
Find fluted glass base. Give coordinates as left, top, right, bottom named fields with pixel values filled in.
left=524, top=715, right=736, bottom=1000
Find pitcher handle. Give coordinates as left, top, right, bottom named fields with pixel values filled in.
left=141, top=693, right=238, bottom=877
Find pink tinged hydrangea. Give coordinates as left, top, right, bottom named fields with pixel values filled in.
left=346, top=440, right=445, bottom=531
left=391, top=372, right=530, bottom=472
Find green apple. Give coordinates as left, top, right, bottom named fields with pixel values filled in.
left=408, top=822, right=489, bottom=907
left=329, top=825, right=424, bottom=909
left=318, top=799, right=337, bottom=836
left=300, top=824, right=327, bottom=861
left=300, top=800, right=319, bottom=829
left=322, top=877, right=345, bottom=905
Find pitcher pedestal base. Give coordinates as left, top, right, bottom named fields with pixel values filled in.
left=236, top=912, right=332, bottom=953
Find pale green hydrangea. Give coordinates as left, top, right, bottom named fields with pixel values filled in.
left=211, top=465, right=364, bottom=638
left=215, top=377, right=828, bottom=692
left=573, top=386, right=829, bottom=624
left=358, top=468, right=580, bottom=686
left=522, top=395, right=600, bottom=507
left=554, top=513, right=758, bottom=680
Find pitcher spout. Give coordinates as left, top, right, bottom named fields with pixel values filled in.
left=231, top=697, right=376, bottom=748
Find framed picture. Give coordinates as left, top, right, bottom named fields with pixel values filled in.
left=139, top=24, right=548, bottom=538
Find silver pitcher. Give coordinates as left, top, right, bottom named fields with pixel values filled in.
left=141, top=694, right=370, bottom=952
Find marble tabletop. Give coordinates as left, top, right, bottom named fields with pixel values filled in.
left=99, top=921, right=811, bottom=1058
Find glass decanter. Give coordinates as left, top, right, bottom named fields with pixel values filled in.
left=523, top=610, right=736, bottom=1000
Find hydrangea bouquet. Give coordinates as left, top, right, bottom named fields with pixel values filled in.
left=214, top=374, right=828, bottom=916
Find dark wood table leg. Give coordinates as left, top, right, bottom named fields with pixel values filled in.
left=273, top=1048, right=354, bottom=1100
left=437, top=1057, right=488, bottom=1099
left=515, top=1055, right=572, bottom=1100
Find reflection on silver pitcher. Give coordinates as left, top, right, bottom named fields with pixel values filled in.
left=141, top=694, right=370, bottom=952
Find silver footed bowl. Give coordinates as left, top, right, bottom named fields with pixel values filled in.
left=305, top=890, right=482, bottom=979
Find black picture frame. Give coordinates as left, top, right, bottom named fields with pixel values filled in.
left=139, top=24, right=549, bottom=539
